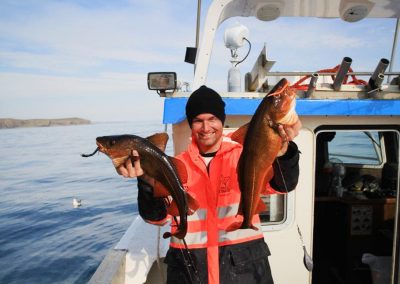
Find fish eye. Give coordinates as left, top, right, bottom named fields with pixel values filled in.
left=109, top=140, right=116, bottom=146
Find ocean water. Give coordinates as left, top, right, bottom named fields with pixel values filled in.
left=0, top=121, right=169, bottom=284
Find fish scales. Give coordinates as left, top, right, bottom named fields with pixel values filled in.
left=238, top=113, right=282, bottom=229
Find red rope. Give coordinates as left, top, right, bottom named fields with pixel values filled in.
left=291, top=65, right=367, bottom=90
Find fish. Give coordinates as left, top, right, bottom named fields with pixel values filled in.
left=82, top=132, right=198, bottom=239
left=227, top=78, right=298, bottom=231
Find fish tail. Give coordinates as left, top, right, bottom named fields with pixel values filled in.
left=225, top=221, right=259, bottom=232
left=225, top=221, right=243, bottom=232
left=163, top=228, right=187, bottom=239
left=163, top=231, right=172, bottom=239
left=249, top=224, right=259, bottom=231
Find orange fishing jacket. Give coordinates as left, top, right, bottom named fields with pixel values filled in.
left=166, top=135, right=281, bottom=284
left=137, top=135, right=299, bottom=284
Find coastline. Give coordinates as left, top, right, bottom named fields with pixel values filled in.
left=0, top=118, right=91, bottom=129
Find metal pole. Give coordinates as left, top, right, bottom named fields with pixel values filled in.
left=196, top=0, right=201, bottom=49
left=305, top=73, right=319, bottom=98
left=388, top=18, right=399, bottom=83
left=194, top=0, right=201, bottom=74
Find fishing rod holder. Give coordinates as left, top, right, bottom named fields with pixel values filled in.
left=305, top=73, right=319, bottom=98
left=333, top=57, right=352, bottom=91
left=367, top=58, right=390, bottom=98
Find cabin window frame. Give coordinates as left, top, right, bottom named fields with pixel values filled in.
left=260, top=193, right=295, bottom=232
left=314, top=125, right=398, bottom=197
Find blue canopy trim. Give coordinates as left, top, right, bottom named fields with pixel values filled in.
left=163, top=97, right=400, bottom=124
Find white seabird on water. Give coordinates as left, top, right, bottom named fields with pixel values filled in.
left=73, top=198, right=82, bottom=208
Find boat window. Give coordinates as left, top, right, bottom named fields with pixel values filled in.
left=259, top=195, right=286, bottom=224
left=315, top=130, right=393, bottom=197
left=327, top=131, right=383, bottom=165
left=313, top=128, right=399, bottom=284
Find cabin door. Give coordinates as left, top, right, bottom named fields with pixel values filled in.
left=312, top=127, right=399, bottom=284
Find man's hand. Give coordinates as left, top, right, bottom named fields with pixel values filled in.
left=116, top=150, right=144, bottom=177
left=116, top=150, right=155, bottom=185
left=277, top=118, right=302, bottom=157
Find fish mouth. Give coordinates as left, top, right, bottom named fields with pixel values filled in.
left=96, top=141, right=107, bottom=153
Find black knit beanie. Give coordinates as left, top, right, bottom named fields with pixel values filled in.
left=185, top=85, right=226, bottom=127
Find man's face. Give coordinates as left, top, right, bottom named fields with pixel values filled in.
left=191, top=113, right=223, bottom=154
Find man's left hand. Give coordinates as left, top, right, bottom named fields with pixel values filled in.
left=277, top=119, right=302, bottom=157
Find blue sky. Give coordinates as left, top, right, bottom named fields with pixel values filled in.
left=0, top=0, right=398, bottom=122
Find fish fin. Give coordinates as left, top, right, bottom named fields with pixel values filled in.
left=186, top=192, right=199, bottom=215
left=169, top=157, right=188, bottom=183
left=165, top=193, right=199, bottom=216
left=230, top=123, right=249, bottom=145
left=167, top=200, right=180, bottom=216
left=225, top=221, right=242, bottom=232
left=250, top=224, right=259, bottom=231
left=146, top=132, right=169, bottom=152
left=153, top=181, right=170, bottom=198
left=163, top=232, right=172, bottom=239
left=163, top=228, right=187, bottom=239
left=260, top=168, right=274, bottom=195
left=226, top=221, right=259, bottom=232
left=256, top=197, right=266, bottom=213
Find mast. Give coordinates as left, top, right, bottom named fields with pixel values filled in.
left=388, top=18, right=400, bottom=83
left=194, top=0, right=201, bottom=74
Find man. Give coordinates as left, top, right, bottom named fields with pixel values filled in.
left=117, top=85, right=301, bottom=284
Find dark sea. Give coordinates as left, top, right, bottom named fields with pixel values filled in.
left=0, top=121, right=169, bottom=284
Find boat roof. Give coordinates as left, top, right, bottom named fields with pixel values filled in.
left=162, top=0, right=400, bottom=124
left=192, top=0, right=400, bottom=87
left=163, top=97, right=400, bottom=124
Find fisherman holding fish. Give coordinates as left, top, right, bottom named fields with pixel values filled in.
left=116, top=81, right=301, bottom=284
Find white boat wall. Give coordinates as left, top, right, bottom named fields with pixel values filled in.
left=90, top=0, right=400, bottom=283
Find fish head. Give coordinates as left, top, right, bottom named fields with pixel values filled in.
left=96, top=135, right=137, bottom=167
left=266, top=79, right=297, bottom=125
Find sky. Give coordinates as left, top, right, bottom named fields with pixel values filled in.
left=0, top=0, right=399, bottom=122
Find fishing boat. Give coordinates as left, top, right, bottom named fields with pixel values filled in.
left=89, top=0, right=400, bottom=283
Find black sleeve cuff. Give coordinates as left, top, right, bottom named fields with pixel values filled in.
left=270, top=142, right=300, bottom=193
left=137, top=178, right=167, bottom=221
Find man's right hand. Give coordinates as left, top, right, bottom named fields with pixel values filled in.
left=116, top=150, right=155, bottom=186
left=116, top=150, right=144, bottom=177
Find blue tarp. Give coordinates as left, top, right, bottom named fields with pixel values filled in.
left=163, top=98, right=400, bottom=124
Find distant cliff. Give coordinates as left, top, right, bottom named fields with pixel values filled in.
left=0, top=118, right=91, bottom=129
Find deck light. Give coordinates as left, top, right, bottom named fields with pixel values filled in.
left=147, top=72, right=177, bottom=95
